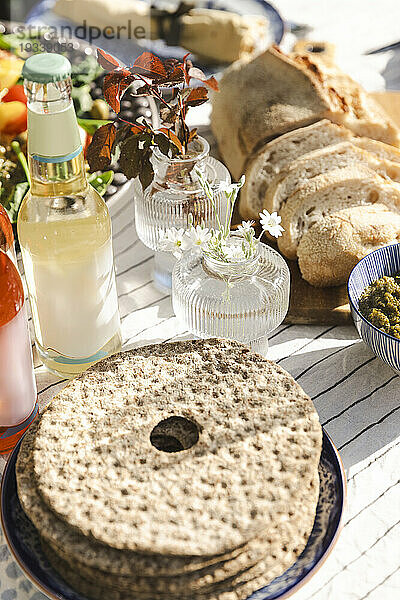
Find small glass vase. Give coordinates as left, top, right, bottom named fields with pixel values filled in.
left=134, top=136, right=230, bottom=292
left=172, top=239, right=290, bottom=356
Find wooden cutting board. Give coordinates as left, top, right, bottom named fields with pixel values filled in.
left=234, top=91, right=400, bottom=325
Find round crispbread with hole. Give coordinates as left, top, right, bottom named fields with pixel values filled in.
left=31, top=339, right=322, bottom=557
left=18, top=420, right=319, bottom=588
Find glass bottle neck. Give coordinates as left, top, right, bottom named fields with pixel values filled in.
left=29, top=152, right=87, bottom=197
left=25, top=76, right=83, bottom=183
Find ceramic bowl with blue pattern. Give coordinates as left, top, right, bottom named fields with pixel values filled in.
left=348, top=243, right=400, bottom=374
left=1, top=429, right=345, bottom=600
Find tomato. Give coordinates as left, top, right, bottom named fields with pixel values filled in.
left=0, top=101, right=27, bottom=135
left=2, top=85, right=27, bottom=105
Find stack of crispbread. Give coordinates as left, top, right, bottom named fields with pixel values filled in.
left=16, top=339, right=322, bottom=600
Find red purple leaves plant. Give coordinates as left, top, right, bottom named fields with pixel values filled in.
left=86, top=48, right=219, bottom=189
left=86, top=122, right=116, bottom=172
left=103, top=70, right=135, bottom=113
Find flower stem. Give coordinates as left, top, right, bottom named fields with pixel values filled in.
left=11, top=141, right=30, bottom=186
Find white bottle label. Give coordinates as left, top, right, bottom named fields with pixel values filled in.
left=27, top=103, right=81, bottom=160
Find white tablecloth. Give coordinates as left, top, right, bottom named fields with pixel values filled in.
left=1, top=1, right=400, bottom=598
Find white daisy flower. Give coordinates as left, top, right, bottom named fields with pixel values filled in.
left=237, top=220, right=255, bottom=236
left=185, top=225, right=212, bottom=250
left=158, top=227, right=189, bottom=258
left=259, top=210, right=284, bottom=238
left=218, top=175, right=246, bottom=196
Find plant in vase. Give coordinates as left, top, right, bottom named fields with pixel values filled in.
left=86, top=48, right=230, bottom=291
left=161, top=172, right=290, bottom=356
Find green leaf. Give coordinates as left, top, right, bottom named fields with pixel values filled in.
left=0, top=33, right=12, bottom=50
left=88, top=171, right=114, bottom=196
left=71, top=55, right=102, bottom=84
left=154, top=133, right=171, bottom=157
left=77, top=118, right=112, bottom=136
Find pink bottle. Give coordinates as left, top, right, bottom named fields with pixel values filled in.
left=0, top=208, right=37, bottom=455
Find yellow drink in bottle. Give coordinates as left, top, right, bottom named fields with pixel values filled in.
left=18, top=54, right=121, bottom=377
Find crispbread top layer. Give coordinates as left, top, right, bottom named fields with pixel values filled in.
left=32, top=339, right=322, bottom=557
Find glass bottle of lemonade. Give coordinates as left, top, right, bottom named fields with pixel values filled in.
left=18, top=54, right=121, bottom=378
left=0, top=211, right=37, bottom=455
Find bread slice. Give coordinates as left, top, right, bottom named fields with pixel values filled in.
left=264, top=141, right=400, bottom=215
left=354, top=137, right=400, bottom=163
left=278, top=165, right=400, bottom=259
left=239, top=120, right=353, bottom=220
left=211, top=46, right=400, bottom=180
left=298, top=204, right=400, bottom=287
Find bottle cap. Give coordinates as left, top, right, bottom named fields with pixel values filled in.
left=22, top=53, right=71, bottom=84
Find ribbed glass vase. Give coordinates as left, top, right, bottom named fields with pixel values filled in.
left=172, top=239, right=290, bottom=355
left=134, top=136, right=230, bottom=291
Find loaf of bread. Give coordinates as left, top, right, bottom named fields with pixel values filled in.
left=277, top=165, right=400, bottom=260
left=264, top=141, right=400, bottom=216
left=297, top=205, right=400, bottom=286
left=211, top=46, right=400, bottom=179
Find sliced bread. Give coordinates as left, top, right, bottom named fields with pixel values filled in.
left=211, top=46, right=400, bottom=180
left=277, top=165, right=400, bottom=259
left=353, top=137, right=400, bottom=163
left=239, top=120, right=353, bottom=220
left=264, top=141, right=400, bottom=215
left=298, top=204, right=400, bottom=287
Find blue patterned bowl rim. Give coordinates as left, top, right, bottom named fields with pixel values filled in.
left=348, top=242, right=400, bottom=343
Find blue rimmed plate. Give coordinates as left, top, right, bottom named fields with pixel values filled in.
left=1, top=429, right=345, bottom=600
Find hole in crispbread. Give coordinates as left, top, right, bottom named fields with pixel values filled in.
left=150, top=416, right=199, bottom=453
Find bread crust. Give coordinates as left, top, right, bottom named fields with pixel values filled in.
left=264, top=141, right=400, bottom=216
